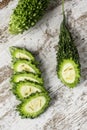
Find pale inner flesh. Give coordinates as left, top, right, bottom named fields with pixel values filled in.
left=25, top=96, right=46, bottom=113
left=17, top=63, right=35, bottom=73
left=16, top=76, right=39, bottom=83
left=16, top=53, right=30, bottom=60
left=20, top=85, right=41, bottom=97
left=62, top=63, right=75, bottom=83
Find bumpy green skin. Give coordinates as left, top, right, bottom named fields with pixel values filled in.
left=9, top=47, right=35, bottom=61
left=12, top=81, right=46, bottom=100
left=9, top=0, right=49, bottom=34
left=11, top=72, right=43, bottom=84
left=57, top=18, right=81, bottom=88
left=17, top=92, right=50, bottom=118
left=12, top=60, right=41, bottom=75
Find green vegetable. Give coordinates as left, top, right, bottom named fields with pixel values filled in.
left=17, top=92, right=50, bottom=118
left=9, top=46, right=51, bottom=118
left=12, top=82, right=46, bottom=100
left=10, top=47, right=35, bottom=61
left=57, top=0, right=81, bottom=88
left=11, top=72, right=43, bottom=84
left=9, top=0, right=49, bottom=34
left=12, top=60, right=41, bottom=75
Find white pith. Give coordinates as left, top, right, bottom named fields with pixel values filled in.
left=20, top=85, right=41, bottom=97
left=25, top=96, right=46, bottom=113
left=62, top=63, right=75, bottom=83
left=16, top=53, right=30, bottom=60
left=17, top=76, right=39, bottom=83
left=17, top=63, right=35, bottom=73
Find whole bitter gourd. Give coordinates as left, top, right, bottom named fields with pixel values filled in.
left=57, top=0, right=81, bottom=88
left=9, top=0, right=49, bottom=34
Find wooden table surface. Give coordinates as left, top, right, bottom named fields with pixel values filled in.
left=0, top=0, right=87, bottom=130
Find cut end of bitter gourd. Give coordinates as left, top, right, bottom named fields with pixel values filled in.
left=11, top=72, right=43, bottom=84
left=17, top=93, right=50, bottom=118
left=9, top=47, right=35, bottom=61
left=12, top=60, right=41, bottom=75
left=12, top=82, right=46, bottom=100
left=58, top=59, right=80, bottom=88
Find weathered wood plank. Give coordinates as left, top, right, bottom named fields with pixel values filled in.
left=0, top=0, right=87, bottom=130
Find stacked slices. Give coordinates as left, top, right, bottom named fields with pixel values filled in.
left=10, top=47, right=50, bottom=118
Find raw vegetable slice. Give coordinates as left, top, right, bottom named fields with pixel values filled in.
left=9, top=46, right=51, bottom=118
left=17, top=93, right=50, bottom=118
left=58, top=59, right=80, bottom=87
left=57, top=0, right=81, bottom=88
left=10, top=47, right=35, bottom=61
left=11, top=72, right=43, bottom=84
left=12, top=60, right=41, bottom=75
left=12, top=82, right=46, bottom=100
left=9, top=0, right=49, bottom=34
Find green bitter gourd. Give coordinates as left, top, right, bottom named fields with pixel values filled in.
left=57, top=0, right=81, bottom=88
left=12, top=60, right=41, bottom=75
left=11, top=72, right=43, bottom=84
left=10, top=47, right=35, bottom=61
left=9, top=0, right=49, bottom=34
left=10, top=47, right=50, bottom=118
left=17, top=92, right=50, bottom=118
left=12, top=81, right=46, bottom=100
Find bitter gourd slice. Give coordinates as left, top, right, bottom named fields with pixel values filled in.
left=12, top=60, right=41, bottom=75
left=9, top=0, right=49, bottom=34
left=11, top=72, right=43, bottom=84
left=17, top=92, right=50, bottom=118
left=57, top=0, right=81, bottom=88
left=12, top=82, right=46, bottom=100
left=10, top=47, right=35, bottom=61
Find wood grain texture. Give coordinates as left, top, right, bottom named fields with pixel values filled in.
left=0, top=0, right=10, bottom=9
left=0, top=0, right=87, bottom=130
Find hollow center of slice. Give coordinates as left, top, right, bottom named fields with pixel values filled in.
left=16, top=53, right=30, bottom=60
left=62, top=63, right=75, bottom=83
left=17, top=76, right=38, bottom=83
left=25, top=96, right=46, bottom=113
left=17, top=63, right=35, bottom=73
left=20, top=86, right=41, bottom=97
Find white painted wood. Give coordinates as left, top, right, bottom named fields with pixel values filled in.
left=0, top=0, right=87, bottom=130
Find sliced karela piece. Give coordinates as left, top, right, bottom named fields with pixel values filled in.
left=12, top=82, right=46, bottom=100
left=58, top=59, right=80, bottom=87
left=11, top=72, right=43, bottom=84
left=17, top=92, right=50, bottom=118
left=12, top=60, right=41, bottom=75
left=9, top=47, right=35, bottom=61
left=9, top=0, right=49, bottom=34
left=57, top=1, right=81, bottom=88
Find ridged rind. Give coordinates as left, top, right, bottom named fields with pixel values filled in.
left=58, top=59, right=80, bottom=88
left=12, top=60, right=41, bottom=75
left=11, top=72, right=43, bottom=84
left=9, top=0, right=49, bottom=34
left=17, top=92, right=51, bottom=118
left=12, top=81, right=47, bottom=100
left=9, top=46, right=35, bottom=61
left=57, top=18, right=81, bottom=88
